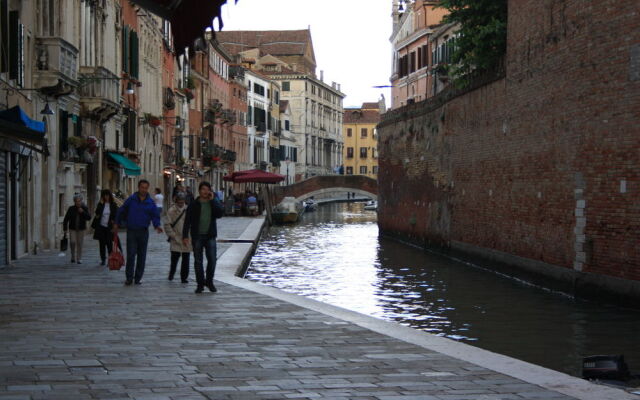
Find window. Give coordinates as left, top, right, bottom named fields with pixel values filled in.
left=346, top=166, right=353, bottom=175
left=285, top=120, right=290, bottom=131
left=247, top=105, right=253, bottom=125
left=410, top=51, right=416, bottom=73
left=346, top=147, right=354, bottom=158
left=1, top=8, right=25, bottom=86
left=267, top=89, right=271, bottom=99
left=360, top=147, right=367, bottom=158
left=360, top=128, right=368, bottom=138
left=274, top=91, right=279, bottom=105
left=253, top=83, right=265, bottom=96
left=122, top=26, right=139, bottom=79
left=282, top=81, right=290, bottom=91
left=373, top=166, right=378, bottom=174
left=247, top=80, right=251, bottom=91
left=359, top=166, right=367, bottom=174
left=347, top=128, right=352, bottom=137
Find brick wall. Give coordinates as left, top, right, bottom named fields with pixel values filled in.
left=378, top=0, right=640, bottom=296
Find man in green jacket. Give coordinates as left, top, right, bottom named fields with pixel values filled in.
left=182, top=182, right=224, bottom=293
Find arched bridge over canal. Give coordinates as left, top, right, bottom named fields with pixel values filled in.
left=271, top=175, right=377, bottom=204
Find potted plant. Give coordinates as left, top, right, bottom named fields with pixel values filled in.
left=67, top=136, right=87, bottom=149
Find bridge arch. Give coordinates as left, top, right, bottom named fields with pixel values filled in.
left=271, top=175, right=377, bottom=205
left=293, top=187, right=377, bottom=202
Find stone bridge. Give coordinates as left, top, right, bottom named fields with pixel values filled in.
left=271, top=175, right=377, bottom=204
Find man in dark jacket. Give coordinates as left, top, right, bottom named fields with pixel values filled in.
left=182, top=181, right=224, bottom=293
left=114, top=180, right=163, bottom=285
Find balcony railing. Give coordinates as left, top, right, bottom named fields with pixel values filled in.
left=78, top=66, right=120, bottom=121
left=34, top=37, right=79, bottom=93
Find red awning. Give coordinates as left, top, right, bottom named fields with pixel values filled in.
left=223, top=169, right=285, bottom=184
left=130, top=0, right=234, bottom=55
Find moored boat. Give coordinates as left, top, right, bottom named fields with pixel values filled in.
left=363, top=200, right=377, bottom=211
left=273, top=197, right=305, bottom=224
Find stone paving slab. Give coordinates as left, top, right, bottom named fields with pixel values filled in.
left=0, top=216, right=616, bottom=399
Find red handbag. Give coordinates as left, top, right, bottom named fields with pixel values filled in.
left=108, top=234, right=125, bottom=271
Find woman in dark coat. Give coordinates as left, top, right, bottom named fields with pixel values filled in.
left=92, top=189, right=119, bottom=266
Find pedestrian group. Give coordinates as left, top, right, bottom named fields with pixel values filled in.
left=63, top=179, right=225, bottom=294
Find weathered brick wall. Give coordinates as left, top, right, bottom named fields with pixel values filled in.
left=378, top=0, right=640, bottom=290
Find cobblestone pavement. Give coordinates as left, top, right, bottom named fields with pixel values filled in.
left=0, top=217, right=578, bottom=399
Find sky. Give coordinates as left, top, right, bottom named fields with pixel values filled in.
left=218, top=0, right=392, bottom=109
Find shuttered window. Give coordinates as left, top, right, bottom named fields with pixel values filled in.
left=0, top=0, right=7, bottom=73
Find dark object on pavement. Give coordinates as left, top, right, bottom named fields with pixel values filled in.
left=582, top=355, right=630, bottom=381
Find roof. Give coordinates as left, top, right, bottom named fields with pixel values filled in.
left=343, top=108, right=381, bottom=124
left=361, top=102, right=379, bottom=110
left=217, top=30, right=314, bottom=59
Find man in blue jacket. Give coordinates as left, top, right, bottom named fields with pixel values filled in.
left=114, top=179, right=163, bottom=285
left=182, top=181, right=224, bottom=294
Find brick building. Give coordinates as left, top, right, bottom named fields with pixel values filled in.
left=378, top=0, right=640, bottom=304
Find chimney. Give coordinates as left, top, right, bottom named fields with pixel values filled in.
left=337, top=83, right=341, bottom=92
left=331, top=81, right=336, bottom=89
left=320, top=70, right=324, bottom=81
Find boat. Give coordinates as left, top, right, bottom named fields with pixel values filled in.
left=363, top=200, right=377, bottom=211
left=272, top=197, right=305, bottom=224
left=303, top=198, right=318, bottom=212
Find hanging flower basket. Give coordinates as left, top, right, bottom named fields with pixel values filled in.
left=149, top=117, right=162, bottom=127
left=67, top=136, right=87, bottom=149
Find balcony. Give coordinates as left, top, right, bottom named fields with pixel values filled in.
left=77, top=66, right=120, bottom=122
left=34, top=37, right=79, bottom=95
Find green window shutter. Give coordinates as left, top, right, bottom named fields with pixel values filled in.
left=8, top=10, right=18, bottom=80
left=0, top=0, right=8, bottom=73
left=131, top=31, right=139, bottom=79
left=122, top=26, right=129, bottom=74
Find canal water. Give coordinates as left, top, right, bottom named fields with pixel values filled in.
left=246, top=202, right=640, bottom=378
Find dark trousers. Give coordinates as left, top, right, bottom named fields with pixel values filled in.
left=193, top=235, right=217, bottom=288
left=169, top=251, right=190, bottom=281
left=126, top=229, right=149, bottom=283
left=96, top=226, right=113, bottom=262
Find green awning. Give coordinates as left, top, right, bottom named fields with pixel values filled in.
left=108, top=152, right=141, bottom=176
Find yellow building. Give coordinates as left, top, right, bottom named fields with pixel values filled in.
left=343, top=103, right=381, bottom=178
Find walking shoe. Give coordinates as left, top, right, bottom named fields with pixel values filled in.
left=70, top=259, right=75, bottom=263
left=100, top=259, right=106, bottom=266
left=195, top=286, right=204, bottom=294
left=134, top=281, right=142, bottom=285
left=181, top=279, right=189, bottom=284
left=206, top=283, right=217, bottom=293
left=124, top=280, right=133, bottom=286
left=77, top=260, right=82, bottom=264
left=168, top=275, right=174, bottom=281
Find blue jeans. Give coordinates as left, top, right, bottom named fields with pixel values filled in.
left=193, top=235, right=217, bottom=287
left=126, top=229, right=149, bottom=283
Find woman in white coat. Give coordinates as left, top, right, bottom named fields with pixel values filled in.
left=164, top=193, right=192, bottom=282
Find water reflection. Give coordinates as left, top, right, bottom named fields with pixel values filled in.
left=247, top=202, right=640, bottom=377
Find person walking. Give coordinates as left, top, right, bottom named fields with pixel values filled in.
left=182, top=182, right=224, bottom=294
left=164, top=192, right=191, bottom=283
left=92, top=189, right=119, bottom=266
left=114, top=180, right=163, bottom=286
left=63, top=194, right=91, bottom=264
left=154, top=188, right=164, bottom=215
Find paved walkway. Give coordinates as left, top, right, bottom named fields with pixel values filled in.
left=0, top=217, right=632, bottom=400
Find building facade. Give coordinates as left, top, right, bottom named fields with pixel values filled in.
left=217, top=29, right=345, bottom=182
left=390, top=0, right=450, bottom=109
left=343, top=103, right=381, bottom=179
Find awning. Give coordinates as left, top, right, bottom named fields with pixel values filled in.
left=223, top=169, right=285, bottom=184
left=129, top=0, right=230, bottom=55
left=107, top=152, right=142, bottom=176
left=0, top=106, right=48, bottom=155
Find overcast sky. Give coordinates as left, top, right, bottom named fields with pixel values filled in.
left=218, top=0, right=392, bottom=109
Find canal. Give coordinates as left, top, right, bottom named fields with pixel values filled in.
left=246, top=202, right=640, bottom=378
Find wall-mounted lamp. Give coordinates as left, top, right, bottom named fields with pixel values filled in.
left=126, top=82, right=135, bottom=95
left=40, top=102, right=54, bottom=115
